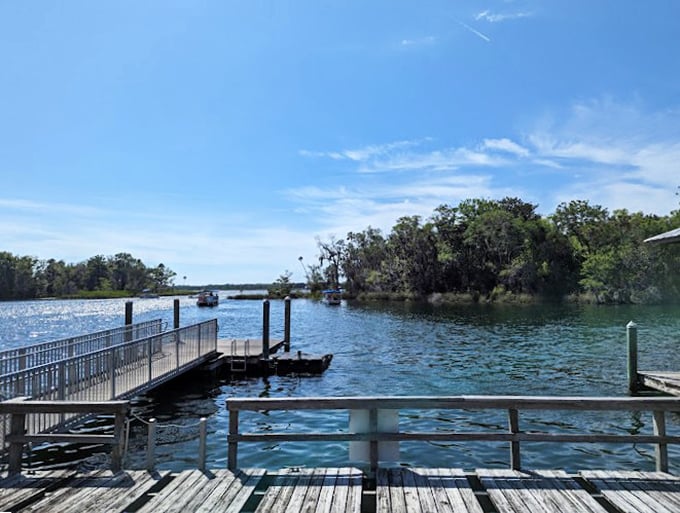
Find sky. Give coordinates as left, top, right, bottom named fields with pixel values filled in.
left=1, top=1, right=679, bottom=285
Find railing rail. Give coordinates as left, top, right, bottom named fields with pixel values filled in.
left=227, top=395, right=680, bottom=473
left=0, top=320, right=218, bottom=448
left=0, top=319, right=165, bottom=378
left=0, top=398, right=129, bottom=474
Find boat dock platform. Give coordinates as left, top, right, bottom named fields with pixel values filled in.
left=215, top=338, right=333, bottom=376
left=3, top=394, right=680, bottom=512
left=2, top=466, right=679, bottom=513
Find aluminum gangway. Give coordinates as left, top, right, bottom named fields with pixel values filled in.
left=0, top=319, right=218, bottom=447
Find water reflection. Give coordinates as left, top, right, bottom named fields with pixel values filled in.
left=1, top=297, right=679, bottom=472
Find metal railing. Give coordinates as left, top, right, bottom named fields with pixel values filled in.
left=0, top=320, right=218, bottom=447
left=0, top=319, right=165, bottom=377
left=227, top=395, right=680, bottom=473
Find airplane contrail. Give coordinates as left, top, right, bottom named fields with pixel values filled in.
left=457, top=20, right=491, bottom=43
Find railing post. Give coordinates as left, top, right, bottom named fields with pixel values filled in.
left=109, top=348, right=116, bottom=399
left=148, top=338, right=153, bottom=383
left=176, top=332, right=180, bottom=369
left=228, top=408, right=239, bottom=471
left=8, top=411, right=26, bottom=475
left=174, top=298, right=180, bottom=330
left=369, top=408, right=379, bottom=477
left=508, top=408, right=521, bottom=470
left=147, top=418, right=156, bottom=471
left=111, top=408, right=126, bottom=472
left=627, top=321, right=639, bottom=394
left=653, top=410, right=668, bottom=473
left=262, top=300, right=270, bottom=360
left=284, top=296, right=291, bottom=352
left=198, top=417, right=207, bottom=471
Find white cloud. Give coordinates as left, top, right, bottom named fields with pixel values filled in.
left=475, top=10, right=532, bottom=23
left=482, top=138, right=530, bottom=157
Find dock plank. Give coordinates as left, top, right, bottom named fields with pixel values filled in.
left=20, top=469, right=169, bottom=513
left=255, top=467, right=362, bottom=513
left=0, top=470, right=76, bottom=512
left=136, top=468, right=264, bottom=513
left=477, top=469, right=608, bottom=513
left=377, top=468, right=484, bottom=513
left=639, top=371, right=680, bottom=396
left=581, top=470, right=680, bottom=513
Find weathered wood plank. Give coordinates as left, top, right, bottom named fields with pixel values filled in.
left=136, top=468, right=264, bottom=513
left=377, top=468, right=484, bottom=513
left=477, top=468, right=608, bottom=513
left=0, top=470, right=76, bottom=512
left=20, top=470, right=168, bottom=513
left=255, top=467, right=362, bottom=513
left=581, top=470, right=680, bottom=513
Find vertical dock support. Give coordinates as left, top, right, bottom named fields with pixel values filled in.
left=509, top=408, right=521, bottom=470
left=653, top=410, right=668, bottom=473
left=228, top=409, right=239, bottom=471
left=262, top=299, right=270, bottom=360
left=146, top=418, right=156, bottom=471
left=198, top=417, right=207, bottom=471
left=284, top=296, right=291, bottom=352
left=627, top=321, right=639, bottom=394
left=125, top=301, right=133, bottom=342
left=174, top=299, right=180, bottom=329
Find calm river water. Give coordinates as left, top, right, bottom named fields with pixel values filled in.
left=1, top=296, right=679, bottom=473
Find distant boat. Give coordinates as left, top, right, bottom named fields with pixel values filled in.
left=197, top=290, right=219, bottom=307
left=322, top=289, right=342, bottom=305
left=138, top=289, right=159, bottom=298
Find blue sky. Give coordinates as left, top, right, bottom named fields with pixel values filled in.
left=1, top=1, right=679, bottom=285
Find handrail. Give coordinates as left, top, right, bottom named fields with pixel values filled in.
left=0, top=398, right=129, bottom=475
left=0, top=320, right=218, bottom=448
left=0, top=319, right=165, bottom=377
left=226, top=395, right=680, bottom=473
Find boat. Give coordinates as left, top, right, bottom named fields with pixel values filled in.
left=196, top=290, right=219, bottom=307
left=138, top=289, right=159, bottom=298
left=322, top=289, right=342, bottom=305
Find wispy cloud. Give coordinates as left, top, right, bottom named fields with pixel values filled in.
left=475, top=10, right=533, bottom=23
left=295, top=98, right=680, bottom=229
left=401, top=36, right=436, bottom=47
left=457, top=20, right=491, bottom=42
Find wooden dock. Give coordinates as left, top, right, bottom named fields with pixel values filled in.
left=627, top=321, right=680, bottom=397
left=2, top=466, right=680, bottom=512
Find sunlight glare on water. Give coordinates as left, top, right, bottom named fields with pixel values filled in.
left=1, top=296, right=679, bottom=472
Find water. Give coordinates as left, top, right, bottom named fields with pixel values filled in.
left=1, top=296, right=679, bottom=472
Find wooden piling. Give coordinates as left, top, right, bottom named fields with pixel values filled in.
left=627, top=321, right=639, bottom=394
left=284, top=296, right=291, bottom=352
left=125, top=301, right=133, bottom=342
left=262, top=300, right=270, bottom=360
left=174, top=299, right=180, bottom=329
left=198, top=418, right=207, bottom=471
left=147, top=418, right=156, bottom=471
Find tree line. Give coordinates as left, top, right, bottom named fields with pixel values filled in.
left=309, top=198, right=680, bottom=304
left=0, top=252, right=177, bottom=300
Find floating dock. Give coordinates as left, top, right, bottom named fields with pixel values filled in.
left=214, top=338, right=332, bottom=377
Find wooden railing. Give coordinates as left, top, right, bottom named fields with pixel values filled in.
left=227, top=395, right=680, bottom=473
left=0, top=319, right=164, bottom=377
left=0, top=398, right=129, bottom=475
